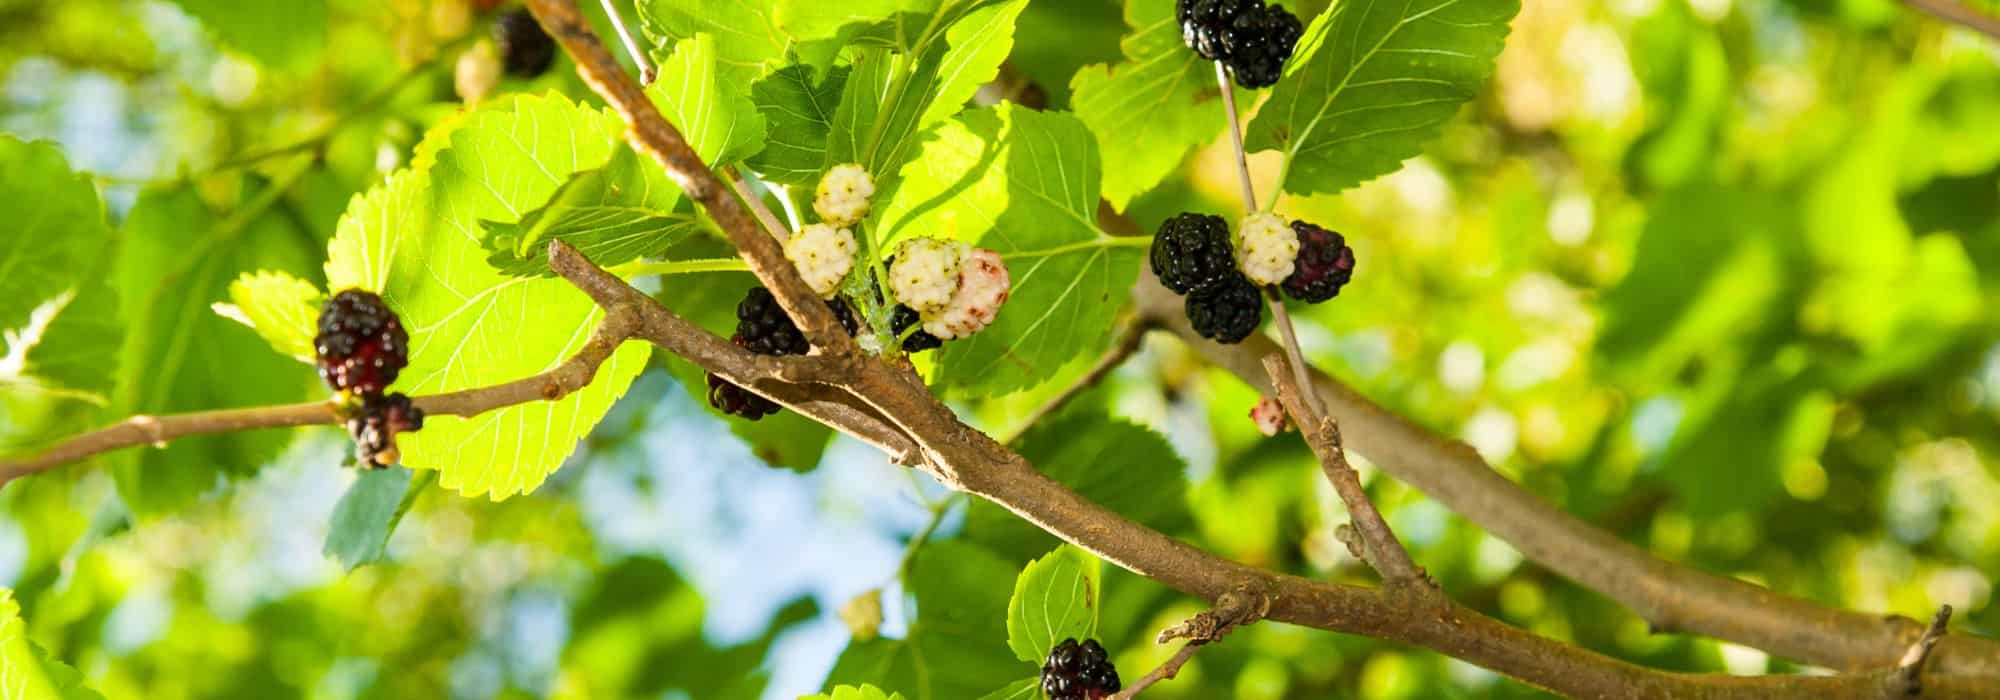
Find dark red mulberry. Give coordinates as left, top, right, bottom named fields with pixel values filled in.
left=1281, top=221, right=1355, bottom=303
left=315, top=289, right=410, bottom=397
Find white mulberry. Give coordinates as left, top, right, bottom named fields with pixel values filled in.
left=922, top=248, right=1010, bottom=340
left=888, top=237, right=967, bottom=313
left=785, top=223, right=857, bottom=298
left=814, top=163, right=876, bottom=226
left=1236, top=211, right=1298, bottom=286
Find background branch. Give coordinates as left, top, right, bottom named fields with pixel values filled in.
left=1903, top=0, right=2000, bottom=39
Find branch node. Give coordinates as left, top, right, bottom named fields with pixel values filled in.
left=1886, top=604, right=1953, bottom=697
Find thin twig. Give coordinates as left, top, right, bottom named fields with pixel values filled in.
left=1887, top=605, right=1955, bottom=697
left=1903, top=0, right=2000, bottom=40
left=999, top=320, right=1150, bottom=446
left=1214, top=61, right=1258, bottom=214
left=1262, top=354, right=1423, bottom=584
left=1108, top=585, right=1269, bottom=699
left=596, top=0, right=656, bottom=83
left=726, top=166, right=794, bottom=243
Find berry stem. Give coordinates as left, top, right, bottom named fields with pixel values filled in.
left=727, top=166, right=794, bottom=243
left=1214, top=61, right=1321, bottom=416
left=1214, top=61, right=1259, bottom=214
left=596, top=0, right=656, bottom=84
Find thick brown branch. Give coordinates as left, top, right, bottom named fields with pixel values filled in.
left=1136, top=271, right=2000, bottom=676
left=1903, top=0, right=2000, bottom=40
left=523, top=0, right=853, bottom=354
left=1262, top=354, right=1424, bottom=585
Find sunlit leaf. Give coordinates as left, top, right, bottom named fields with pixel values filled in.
left=219, top=270, right=323, bottom=364
left=479, top=149, right=696, bottom=277
left=324, top=95, right=651, bottom=500
left=649, top=33, right=769, bottom=168
left=1071, top=0, right=1234, bottom=210
left=1247, top=0, right=1516, bottom=197
left=1006, top=545, right=1101, bottom=663
left=0, top=589, right=104, bottom=700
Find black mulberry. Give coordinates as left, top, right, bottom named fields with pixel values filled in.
left=1150, top=212, right=1236, bottom=295
left=345, top=392, right=424, bottom=468
left=1224, top=3, right=1303, bottom=88
left=707, top=370, right=780, bottom=421
left=493, top=8, right=556, bottom=78
left=1041, top=638, right=1121, bottom=700
left=1186, top=272, right=1263, bottom=343
left=891, top=304, right=943, bottom=353
left=1281, top=221, right=1355, bottom=303
left=315, top=289, right=410, bottom=397
left=1178, top=0, right=1254, bottom=61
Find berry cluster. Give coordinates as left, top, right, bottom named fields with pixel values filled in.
left=1041, top=638, right=1122, bottom=700
left=707, top=287, right=860, bottom=421
left=1177, top=0, right=1304, bottom=88
left=886, top=237, right=1012, bottom=344
left=315, top=290, right=424, bottom=467
left=1150, top=213, right=1358, bottom=344
left=1151, top=213, right=1263, bottom=343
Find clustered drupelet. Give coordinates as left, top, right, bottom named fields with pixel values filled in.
left=1041, top=638, right=1122, bottom=700
left=1176, top=0, right=1304, bottom=88
left=315, top=289, right=423, bottom=467
left=707, top=288, right=861, bottom=421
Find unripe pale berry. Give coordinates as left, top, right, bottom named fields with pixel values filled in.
left=785, top=223, right=857, bottom=298
left=888, top=237, right=967, bottom=313
left=1251, top=396, right=1286, bottom=436
left=814, top=163, right=876, bottom=226
left=1236, top=211, right=1297, bottom=286
left=454, top=41, right=502, bottom=104
left=921, top=248, right=1011, bottom=340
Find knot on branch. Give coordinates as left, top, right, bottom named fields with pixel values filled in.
left=1885, top=605, right=1953, bottom=697
left=1159, top=585, right=1270, bottom=645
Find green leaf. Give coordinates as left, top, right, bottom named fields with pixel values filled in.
left=826, top=0, right=1027, bottom=182
left=774, top=0, right=937, bottom=43
left=1006, top=545, right=1101, bottom=664
left=1247, top=0, right=1517, bottom=197
left=973, top=678, right=1040, bottom=700
left=649, top=33, right=769, bottom=168
left=746, top=65, right=850, bottom=185
left=877, top=105, right=1144, bottom=396
left=219, top=270, right=323, bottom=364
left=322, top=467, right=427, bottom=571
left=0, top=136, right=121, bottom=456
left=479, top=148, right=697, bottom=277
left=801, top=684, right=909, bottom=700
left=112, top=185, right=321, bottom=516
left=824, top=542, right=1022, bottom=699
left=169, top=0, right=326, bottom=71
left=636, top=0, right=792, bottom=81
left=325, top=95, right=652, bottom=500
left=1071, top=0, right=1233, bottom=210
left=1, top=589, right=105, bottom=700
left=965, top=416, right=1190, bottom=562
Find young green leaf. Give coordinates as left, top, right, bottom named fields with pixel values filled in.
left=1071, top=0, right=1236, bottom=211
left=649, top=33, right=769, bottom=168
left=1007, top=545, right=1102, bottom=664
left=0, top=136, right=121, bottom=457
left=746, top=65, right=850, bottom=185
left=323, top=467, right=428, bottom=571
left=1246, top=0, right=1517, bottom=197
left=636, top=0, right=792, bottom=81
left=479, top=148, right=696, bottom=277
left=325, top=95, right=651, bottom=500
left=219, top=270, right=323, bottom=364
left=1, top=588, right=106, bottom=700
left=801, top=684, right=909, bottom=700
left=876, top=105, right=1143, bottom=397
